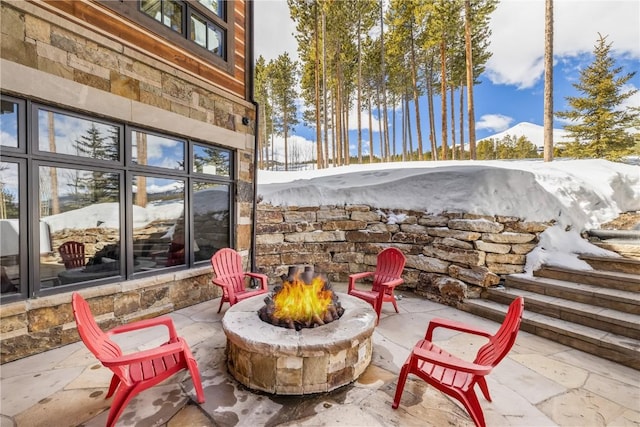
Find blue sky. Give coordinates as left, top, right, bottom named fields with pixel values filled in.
left=254, top=0, right=640, bottom=160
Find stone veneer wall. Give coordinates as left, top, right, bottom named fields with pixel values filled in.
left=0, top=267, right=216, bottom=364
left=255, top=204, right=551, bottom=303
left=0, top=1, right=255, bottom=364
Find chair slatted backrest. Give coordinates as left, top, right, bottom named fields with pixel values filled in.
left=211, top=248, right=246, bottom=293
left=60, top=241, right=85, bottom=269
left=71, top=293, right=126, bottom=379
left=474, top=296, right=524, bottom=367
left=372, top=248, right=406, bottom=292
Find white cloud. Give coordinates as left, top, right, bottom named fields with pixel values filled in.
left=476, top=114, right=514, bottom=132
left=254, top=0, right=299, bottom=62
left=265, top=134, right=317, bottom=164
left=487, top=0, right=640, bottom=89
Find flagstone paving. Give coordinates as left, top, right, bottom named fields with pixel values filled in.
left=1, top=283, right=638, bottom=427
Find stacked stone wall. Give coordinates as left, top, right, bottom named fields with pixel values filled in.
left=0, top=267, right=215, bottom=364
left=256, top=204, right=550, bottom=304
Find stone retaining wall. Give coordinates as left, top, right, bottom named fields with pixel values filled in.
left=255, top=204, right=551, bottom=303
left=0, top=267, right=215, bottom=364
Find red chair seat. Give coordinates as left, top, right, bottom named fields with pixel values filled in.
left=348, top=247, right=406, bottom=324
left=210, top=248, right=269, bottom=312
left=72, top=293, right=205, bottom=427
left=392, top=297, right=524, bottom=427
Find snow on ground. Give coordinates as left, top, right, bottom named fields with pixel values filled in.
left=258, top=159, right=640, bottom=275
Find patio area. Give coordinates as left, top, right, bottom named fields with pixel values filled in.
left=1, top=282, right=638, bottom=427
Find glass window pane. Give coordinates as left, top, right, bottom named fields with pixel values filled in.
left=39, top=166, right=121, bottom=288
left=190, top=14, right=207, bottom=48
left=140, top=0, right=162, bottom=22
left=207, top=24, right=223, bottom=56
left=193, top=144, right=230, bottom=177
left=1, top=100, right=19, bottom=148
left=198, top=0, right=222, bottom=17
left=163, top=0, right=183, bottom=32
left=0, top=162, right=21, bottom=295
left=193, top=181, right=229, bottom=262
left=132, top=175, right=185, bottom=269
left=38, top=109, right=120, bottom=161
left=132, top=131, right=185, bottom=170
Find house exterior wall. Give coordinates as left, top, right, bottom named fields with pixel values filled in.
left=0, top=0, right=257, bottom=363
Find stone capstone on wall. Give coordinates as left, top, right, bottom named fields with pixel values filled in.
left=256, top=204, right=551, bottom=305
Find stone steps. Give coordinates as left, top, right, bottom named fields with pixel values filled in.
left=460, top=258, right=640, bottom=370
left=586, top=228, right=640, bottom=261
left=579, top=254, right=640, bottom=275
left=533, top=265, right=640, bottom=292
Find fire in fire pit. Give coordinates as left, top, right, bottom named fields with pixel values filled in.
left=258, top=266, right=344, bottom=330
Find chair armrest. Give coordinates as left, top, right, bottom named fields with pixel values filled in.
left=246, top=272, right=269, bottom=290
left=425, top=317, right=493, bottom=341
left=381, top=278, right=404, bottom=289
left=107, top=316, right=179, bottom=340
left=101, top=340, right=187, bottom=367
left=412, top=347, right=492, bottom=376
left=348, top=272, right=374, bottom=292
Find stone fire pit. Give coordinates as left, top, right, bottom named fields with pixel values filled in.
left=222, top=293, right=377, bottom=395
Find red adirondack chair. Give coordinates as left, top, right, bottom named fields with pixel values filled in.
left=391, top=296, right=525, bottom=427
left=347, top=247, right=406, bottom=324
left=71, top=293, right=205, bottom=427
left=59, top=241, right=85, bottom=269
left=210, top=248, right=269, bottom=312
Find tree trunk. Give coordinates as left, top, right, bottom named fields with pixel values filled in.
left=543, top=0, right=554, bottom=162
left=426, top=59, right=437, bottom=160
left=464, top=0, right=477, bottom=159
left=368, top=94, right=374, bottom=163
left=440, top=40, right=448, bottom=160
left=459, top=81, right=464, bottom=159
left=450, top=86, right=456, bottom=159
left=409, top=29, right=423, bottom=160
left=315, top=5, right=323, bottom=169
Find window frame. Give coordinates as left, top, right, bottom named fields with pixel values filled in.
left=0, top=94, right=26, bottom=153
left=98, top=0, right=233, bottom=72
left=0, top=97, right=236, bottom=302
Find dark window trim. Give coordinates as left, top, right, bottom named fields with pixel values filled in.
left=0, top=97, right=237, bottom=302
left=127, top=127, right=188, bottom=174
left=97, top=0, right=234, bottom=73
left=0, top=94, right=26, bottom=154
left=31, top=103, right=125, bottom=167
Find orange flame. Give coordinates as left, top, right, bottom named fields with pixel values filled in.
left=273, top=275, right=333, bottom=322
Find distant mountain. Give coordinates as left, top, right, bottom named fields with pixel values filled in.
left=479, top=122, right=571, bottom=149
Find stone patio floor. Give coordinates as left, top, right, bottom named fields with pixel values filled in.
left=1, top=282, right=639, bottom=427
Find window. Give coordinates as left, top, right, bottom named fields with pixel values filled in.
left=132, top=130, right=185, bottom=170
left=1, top=99, right=21, bottom=149
left=37, top=108, right=121, bottom=161
left=190, top=13, right=224, bottom=56
left=141, top=0, right=183, bottom=32
left=138, top=0, right=227, bottom=60
left=0, top=161, right=21, bottom=296
left=40, top=165, right=121, bottom=287
left=0, top=95, right=234, bottom=302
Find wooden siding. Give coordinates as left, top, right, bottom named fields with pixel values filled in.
left=41, top=0, right=249, bottom=100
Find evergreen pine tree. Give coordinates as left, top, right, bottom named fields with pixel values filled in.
left=556, top=33, right=638, bottom=160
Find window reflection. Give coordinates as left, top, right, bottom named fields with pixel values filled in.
left=132, top=175, right=186, bottom=269
left=38, top=109, right=120, bottom=161
left=39, top=166, right=121, bottom=287
left=193, top=144, right=230, bottom=176
left=141, top=0, right=183, bottom=32
left=190, top=14, right=224, bottom=56
left=198, top=0, right=222, bottom=17
left=0, top=100, right=19, bottom=148
left=132, top=131, right=185, bottom=170
left=0, top=162, right=20, bottom=294
left=193, top=181, right=229, bottom=262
